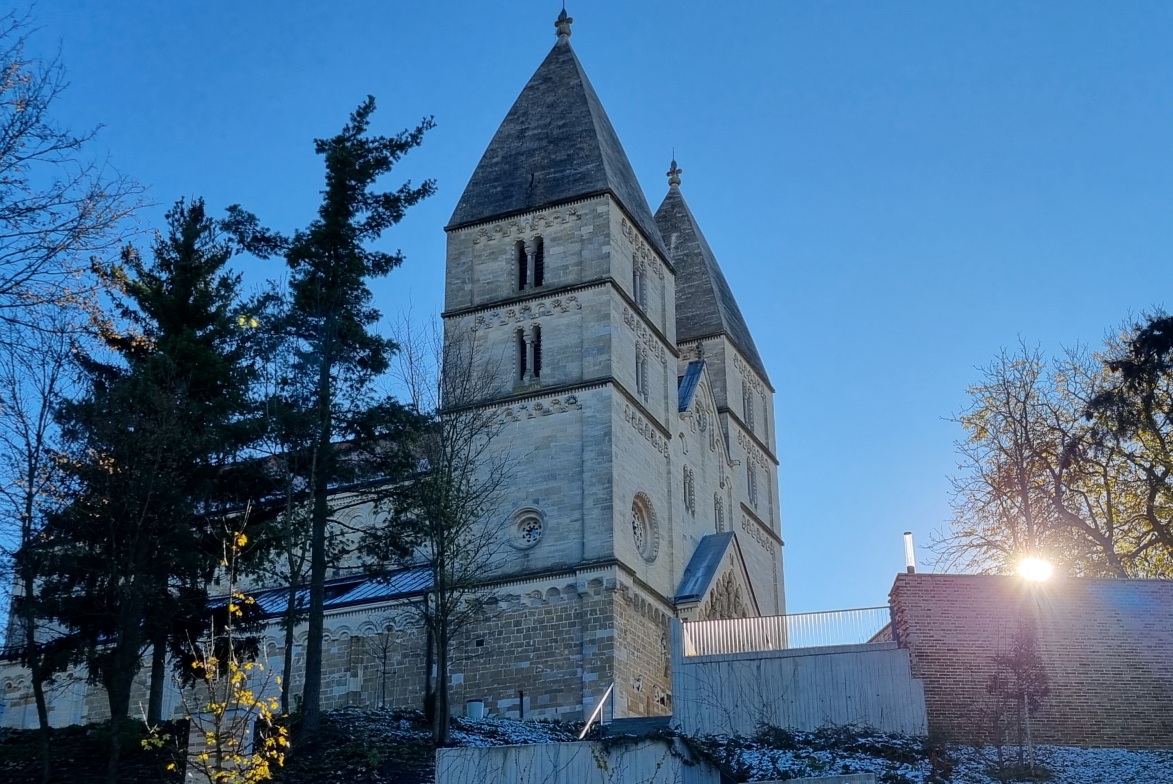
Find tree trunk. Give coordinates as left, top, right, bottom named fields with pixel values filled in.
left=21, top=573, right=52, bottom=784
left=105, top=669, right=135, bottom=784
left=433, top=624, right=449, bottom=746
left=146, top=628, right=167, bottom=725
left=281, top=582, right=298, bottom=715
left=105, top=596, right=145, bottom=784
left=300, top=329, right=333, bottom=738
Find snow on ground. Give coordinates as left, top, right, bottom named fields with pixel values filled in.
left=695, top=727, right=1173, bottom=783
left=292, top=710, right=1173, bottom=784
left=946, top=744, right=1173, bottom=784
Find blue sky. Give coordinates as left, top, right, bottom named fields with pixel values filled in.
left=26, top=1, right=1173, bottom=613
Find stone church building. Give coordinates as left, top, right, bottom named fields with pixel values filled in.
left=0, top=12, right=784, bottom=728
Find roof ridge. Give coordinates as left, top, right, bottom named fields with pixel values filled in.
left=448, top=37, right=668, bottom=258
left=654, top=185, right=770, bottom=382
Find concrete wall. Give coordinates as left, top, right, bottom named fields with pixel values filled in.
left=436, top=740, right=720, bottom=784
left=671, top=620, right=927, bottom=737
left=890, top=573, right=1173, bottom=748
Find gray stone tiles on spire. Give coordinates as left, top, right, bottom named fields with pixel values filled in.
left=447, top=33, right=668, bottom=259
left=655, top=180, right=770, bottom=383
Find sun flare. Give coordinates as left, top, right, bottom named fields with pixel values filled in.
left=1017, top=557, right=1054, bottom=582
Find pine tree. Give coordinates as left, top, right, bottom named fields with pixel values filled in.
left=42, top=198, right=255, bottom=783
left=228, top=97, right=434, bottom=738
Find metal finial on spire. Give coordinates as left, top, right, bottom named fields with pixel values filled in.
left=667, top=159, right=683, bottom=187
left=555, top=8, right=573, bottom=39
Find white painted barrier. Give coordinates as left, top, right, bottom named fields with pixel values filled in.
left=672, top=620, right=927, bottom=737
left=436, top=739, right=720, bottom=784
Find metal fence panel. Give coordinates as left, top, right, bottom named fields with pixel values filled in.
left=682, top=607, right=891, bottom=656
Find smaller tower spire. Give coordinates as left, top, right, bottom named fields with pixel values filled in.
left=667, top=159, right=683, bottom=188
left=555, top=8, right=573, bottom=40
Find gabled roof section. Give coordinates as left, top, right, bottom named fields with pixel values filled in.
left=447, top=35, right=668, bottom=259
left=676, top=532, right=735, bottom=604
left=655, top=182, right=769, bottom=383
left=677, top=360, right=705, bottom=413
left=675, top=532, right=760, bottom=617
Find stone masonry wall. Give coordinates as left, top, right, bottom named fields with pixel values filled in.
left=889, top=573, right=1173, bottom=748
left=1, top=571, right=632, bottom=729
left=613, top=578, right=673, bottom=719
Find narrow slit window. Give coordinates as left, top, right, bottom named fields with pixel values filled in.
left=633, top=260, right=647, bottom=310
left=532, top=325, right=542, bottom=379
left=517, top=329, right=527, bottom=380
left=635, top=348, right=649, bottom=401
left=748, top=463, right=758, bottom=509
left=742, top=380, right=755, bottom=430
left=533, top=236, right=544, bottom=287
left=516, top=241, right=528, bottom=291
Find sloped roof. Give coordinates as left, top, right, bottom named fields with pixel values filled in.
left=677, top=360, right=705, bottom=413
left=239, top=567, right=432, bottom=619
left=655, top=184, right=769, bottom=383
left=675, top=532, right=735, bottom=604
left=447, top=36, right=668, bottom=259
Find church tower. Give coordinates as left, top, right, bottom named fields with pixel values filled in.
left=441, top=11, right=784, bottom=720
left=0, top=11, right=788, bottom=732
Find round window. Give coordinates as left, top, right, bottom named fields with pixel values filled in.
left=510, top=507, right=545, bottom=550
left=630, top=493, right=659, bottom=562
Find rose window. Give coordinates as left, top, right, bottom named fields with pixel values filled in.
left=510, top=507, right=545, bottom=550
left=630, top=494, right=658, bottom=562
left=632, top=506, right=647, bottom=552
left=518, top=516, right=543, bottom=546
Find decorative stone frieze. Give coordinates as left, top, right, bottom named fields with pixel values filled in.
left=623, top=307, right=667, bottom=365
left=620, top=218, right=665, bottom=279
left=741, top=513, right=776, bottom=556
left=736, top=429, right=770, bottom=468
left=497, top=394, right=581, bottom=422
left=733, top=353, right=766, bottom=396
left=624, top=404, right=669, bottom=457
left=473, top=296, right=581, bottom=330
left=471, top=206, right=581, bottom=244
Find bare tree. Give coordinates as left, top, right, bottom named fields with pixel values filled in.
left=982, top=616, right=1050, bottom=778
left=0, top=10, right=141, bottom=333
left=364, top=317, right=515, bottom=745
left=0, top=309, right=76, bottom=782
left=935, top=342, right=1143, bottom=576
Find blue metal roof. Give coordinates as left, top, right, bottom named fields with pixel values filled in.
left=675, top=532, right=734, bottom=604
left=239, top=567, right=433, bottom=619
left=677, top=360, right=705, bottom=412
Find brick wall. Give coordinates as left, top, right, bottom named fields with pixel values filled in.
left=889, top=573, right=1173, bottom=748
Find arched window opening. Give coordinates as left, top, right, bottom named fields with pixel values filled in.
left=532, top=325, right=542, bottom=379
left=714, top=494, right=724, bottom=532
left=747, top=463, right=758, bottom=509
left=533, top=236, right=544, bottom=287
left=635, top=347, right=649, bottom=401
left=742, top=380, right=755, bottom=430
left=767, top=467, right=774, bottom=517
left=516, top=328, right=527, bottom=381
left=633, top=260, right=647, bottom=310
left=683, top=467, right=696, bottom=516
left=516, top=240, right=528, bottom=291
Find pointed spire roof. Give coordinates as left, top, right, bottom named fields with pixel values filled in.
left=447, top=18, right=668, bottom=259
left=655, top=169, right=770, bottom=383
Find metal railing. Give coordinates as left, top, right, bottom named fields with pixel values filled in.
left=681, top=607, right=892, bottom=657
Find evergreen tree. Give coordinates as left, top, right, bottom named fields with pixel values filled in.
left=42, top=199, right=254, bottom=782
left=228, top=97, right=434, bottom=738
